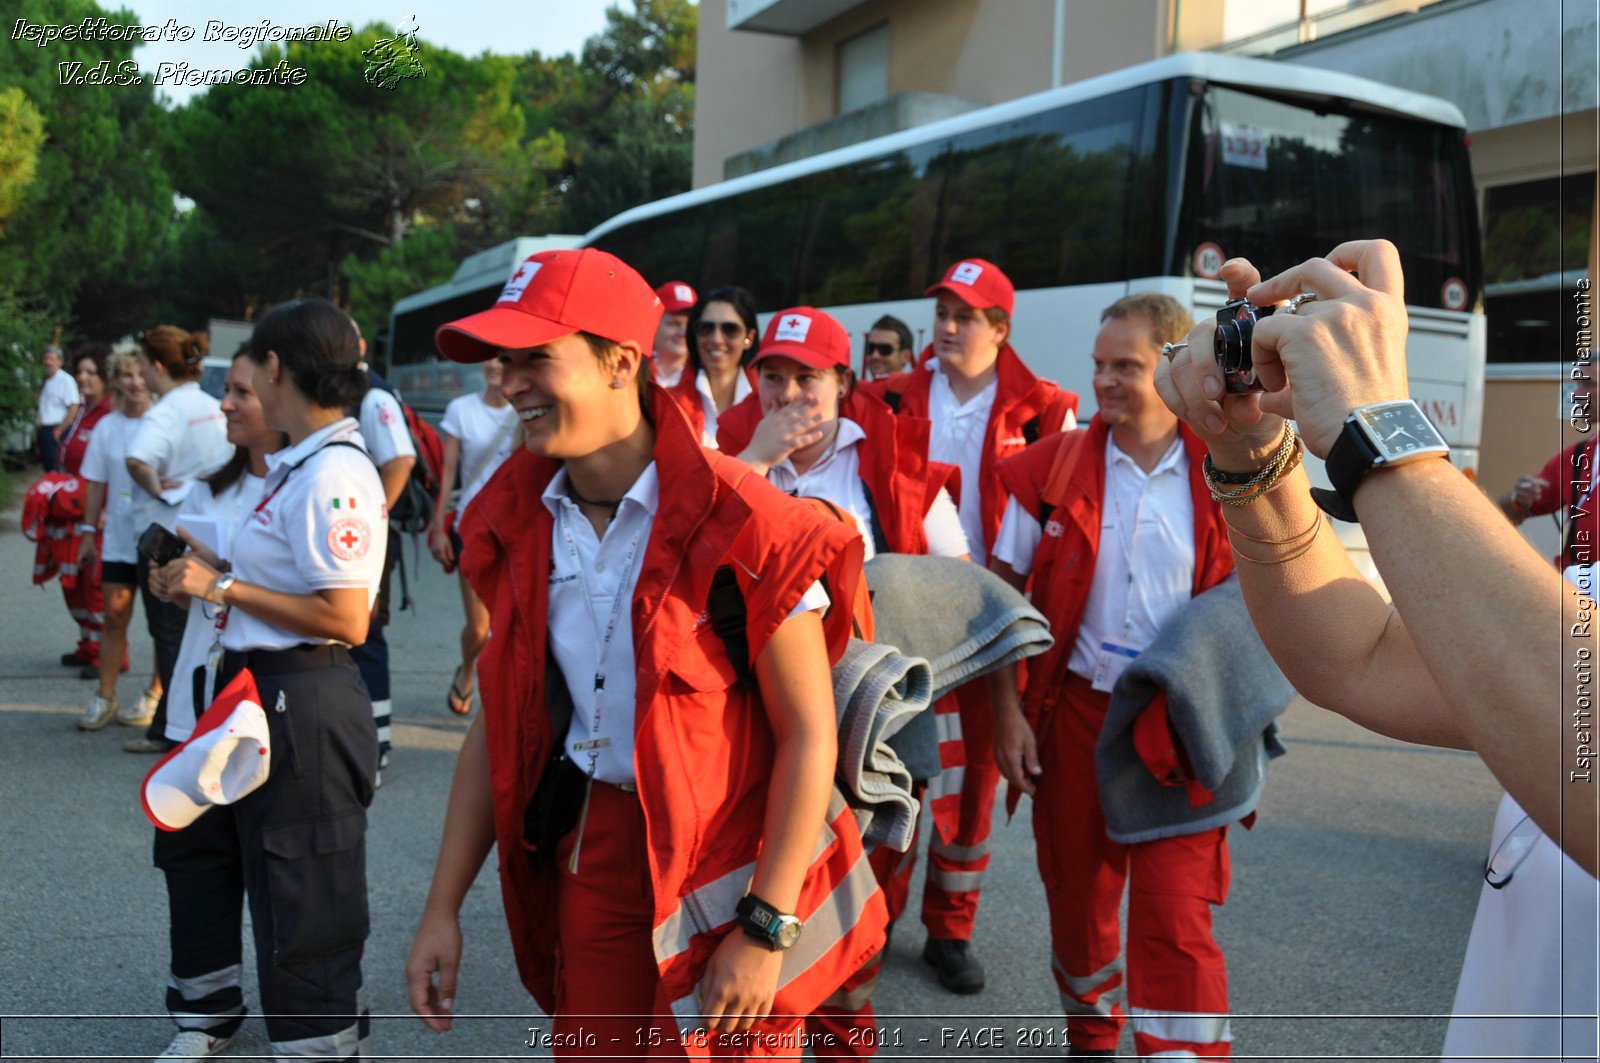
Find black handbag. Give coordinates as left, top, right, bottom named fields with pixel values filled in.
left=522, top=655, right=587, bottom=866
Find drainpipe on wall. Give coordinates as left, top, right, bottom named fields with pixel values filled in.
left=1052, top=0, right=1065, bottom=87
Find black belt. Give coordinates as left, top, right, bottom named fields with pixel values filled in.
left=224, top=643, right=351, bottom=675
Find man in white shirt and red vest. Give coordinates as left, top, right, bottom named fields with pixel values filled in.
left=989, top=293, right=1238, bottom=1058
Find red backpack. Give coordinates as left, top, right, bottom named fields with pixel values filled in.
left=365, top=373, right=445, bottom=534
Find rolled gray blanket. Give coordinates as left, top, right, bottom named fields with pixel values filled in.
left=832, top=639, right=933, bottom=853
left=864, top=554, right=1055, bottom=781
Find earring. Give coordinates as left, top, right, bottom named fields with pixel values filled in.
left=609, top=380, right=625, bottom=389
left=267, top=376, right=275, bottom=384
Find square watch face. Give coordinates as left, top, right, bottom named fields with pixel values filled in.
left=1356, top=403, right=1445, bottom=459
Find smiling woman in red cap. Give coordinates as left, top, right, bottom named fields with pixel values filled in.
left=406, top=249, right=886, bottom=1059
left=858, top=257, right=1078, bottom=995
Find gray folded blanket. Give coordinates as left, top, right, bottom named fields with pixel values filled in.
left=1097, top=576, right=1292, bottom=843
left=864, top=554, right=1055, bottom=782
left=832, top=639, right=933, bottom=853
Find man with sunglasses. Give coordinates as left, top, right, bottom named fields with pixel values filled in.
left=863, top=316, right=914, bottom=381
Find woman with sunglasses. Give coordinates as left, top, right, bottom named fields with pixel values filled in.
left=407, top=250, right=886, bottom=1059
left=716, top=306, right=967, bottom=1057
left=667, top=285, right=758, bottom=447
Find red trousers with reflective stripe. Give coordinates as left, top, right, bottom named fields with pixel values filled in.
left=61, top=552, right=106, bottom=664
left=804, top=799, right=923, bottom=1059
left=553, top=781, right=801, bottom=1060
left=1033, top=674, right=1231, bottom=1058
left=922, top=679, right=998, bottom=938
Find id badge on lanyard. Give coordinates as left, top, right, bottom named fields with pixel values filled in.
left=1091, top=638, right=1140, bottom=693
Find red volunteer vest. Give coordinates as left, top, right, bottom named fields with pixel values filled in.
left=61, top=397, right=112, bottom=476
left=460, top=386, right=887, bottom=1044
left=995, top=416, right=1234, bottom=733
left=715, top=388, right=958, bottom=556
left=859, top=344, right=1077, bottom=555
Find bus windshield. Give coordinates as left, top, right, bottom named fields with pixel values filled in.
left=1178, top=84, right=1481, bottom=311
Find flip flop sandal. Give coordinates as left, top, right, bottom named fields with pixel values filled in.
left=447, top=665, right=477, bottom=717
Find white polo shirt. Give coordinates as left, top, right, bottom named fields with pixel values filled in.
left=764, top=418, right=968, bottom=561
left=358, top=385, right=416, bottom=469
left=927, top=363, right=999, bottom=565
left=165, top=471, right=266, bottom=741
left=125, top=381, right=232, bottom=534
left=79, top=410, right=145, bottom=565
left=993, top=435, right=1194, bottom=679
left=221, top=419, right=387, bottom=652
left=695, top=368, right=753, bottom=449
left=545, top=463, right=829, bottom=786
left=440, top=391, right=518, bottom=514
left=38, top=368, right=80, bottom=426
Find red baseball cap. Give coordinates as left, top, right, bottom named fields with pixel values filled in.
left=655, top=280, right=698, bottom=314
left=753, top=307, right=851, bottom=371
left=926, top=258, right=1015, bottom=316
left=435, top=248, right=662, bottom=364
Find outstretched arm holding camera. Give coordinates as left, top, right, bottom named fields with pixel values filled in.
left=1159, top=239, right=1595, bottom=876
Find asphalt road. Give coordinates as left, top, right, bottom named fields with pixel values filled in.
left=0, top=507, right=1502, bottom=1061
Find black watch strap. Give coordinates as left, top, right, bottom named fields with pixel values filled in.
left=1315, top=420, right=1381, bottom=523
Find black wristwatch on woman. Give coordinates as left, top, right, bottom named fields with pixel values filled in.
left=735, top=893, right=803, bottom=951
left=1313, top=399, right=1450, bottom=522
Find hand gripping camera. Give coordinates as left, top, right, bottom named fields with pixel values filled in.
left=1213, top=298, right=1274, bottom=395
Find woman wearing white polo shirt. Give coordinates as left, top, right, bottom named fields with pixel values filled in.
left=124, top=326, right=232, bottom=753
left=143, top=346, right=287, bottom=1060
left=428, top=358, right=518, bottom=715
left=77, top=353, right=162, bottom=731
left=152, top=298, right=386, bottom=1061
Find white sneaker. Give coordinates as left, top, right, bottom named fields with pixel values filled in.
left=78, top=694, right=118, bottom=731
left=117, top=691, right=157, bottom=728
left=156, top=1028, right=236, bottom=1059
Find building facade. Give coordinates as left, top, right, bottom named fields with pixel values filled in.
left=694, top=0, right=1597, bottom=555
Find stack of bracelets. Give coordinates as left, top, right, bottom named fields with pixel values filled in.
left=1202, top=424, right=1323, bottom=565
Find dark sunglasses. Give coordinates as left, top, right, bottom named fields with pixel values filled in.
left=695, top=321, right=746, bottom=339
left=863, top=342, right=897, bottom=358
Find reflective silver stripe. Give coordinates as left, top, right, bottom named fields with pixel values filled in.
left=930, top=837, right=990, bottom=863
left=822, top=963, right=881, bottom=1011
left=777, top=844, right=879, bottom=992
left=1058, top=987, right=1121, bottom=1017
left=272, top=1021, right=360, bottom=1059
left=653, top=859, right=757, bottom=964
left=893, top=841, right=919, bottom=875
left=169, top=1008, right=244, bottom=1030
left=168, top=963, right=242, bottom=1001
left=925, top=765, right=966, bottom=802
left=653, top=794, right=845, bottom=965
left=928, top=867, right=985, bottom=892
left=1053, top=954, right=1123, bottom=997
left=1053, top=955, right=1124, bottom=1016
left=670, top=990, right=700, bottom=1034
left=935, top=710, right=962, bottom=745
left=1130, top=1008, right=1232, bottom=1045
left=1145, top=1053, right=1200, bottom=1060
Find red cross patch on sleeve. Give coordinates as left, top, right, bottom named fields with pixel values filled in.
left=327, top=518, right=372, bottom=561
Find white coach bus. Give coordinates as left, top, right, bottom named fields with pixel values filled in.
left=584, top=51, right=1486, bottom=503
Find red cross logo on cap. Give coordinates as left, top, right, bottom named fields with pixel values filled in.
left=775, top=313, right=812, bottom=343
left=327, top=518, right=371, bottom=561
left=499, top=260, right=543, bottom=303
left=951, top=261, right=984, bottom=286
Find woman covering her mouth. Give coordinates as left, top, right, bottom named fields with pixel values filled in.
left=407, top=248, right=887, bottom=1060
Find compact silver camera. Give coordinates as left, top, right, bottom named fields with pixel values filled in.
left=1214, top=298, right=1273, bottom=395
